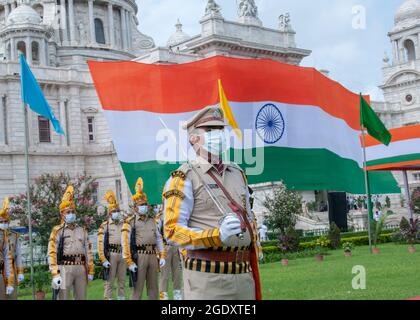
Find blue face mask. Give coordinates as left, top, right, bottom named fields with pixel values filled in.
left=138, top=206, right=148, bottom=215
left=65, top=213, right=76, bottom=224
left=112, top=212, right=122, bottom=221
left=202, top=129, right=227, bottom=156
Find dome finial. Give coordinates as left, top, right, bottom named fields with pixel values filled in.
left=167, top=18, right=191, bottom=47
left=394, top=0, right=420, bottom=28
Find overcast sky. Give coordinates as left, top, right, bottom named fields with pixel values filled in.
left=135, top=0, right=404, bottom=101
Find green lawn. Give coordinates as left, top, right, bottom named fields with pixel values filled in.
left=18, top=243, right=420, bottom=300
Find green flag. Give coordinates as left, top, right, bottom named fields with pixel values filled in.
left=360, top=94, right=392, bottom=146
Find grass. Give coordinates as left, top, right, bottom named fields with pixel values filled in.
left=18, top=243, right=420, bottom=300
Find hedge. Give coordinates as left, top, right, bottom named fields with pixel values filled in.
left=262, top=233, right=396, bottom=254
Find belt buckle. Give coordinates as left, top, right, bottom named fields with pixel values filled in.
left=75, top=256, right=82, bottom=264
left=235, top=251, right=244, bottom=264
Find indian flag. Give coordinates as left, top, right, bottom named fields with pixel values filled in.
left=88, top=56, right=399, bottom=204
left=366, top=124, right=420, bottom=171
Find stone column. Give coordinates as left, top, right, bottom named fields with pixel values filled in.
left=108, top=2, right=115, bottom=47
left=26, top=37, right=32, bottom=65
left=5, top=4, right=10, bottom=21
left=60, top=0, right=68, bottom=44
left=59, top=99, right=66, bottom=146
left=126, top=11, right=131, bottom=49
left=120, top=7, right=126, bottom=49
left=40, top=39, right=46, bottom=65
left=88, top=0, right=95, bottom=44
left=68, top=0, right=76, bottom=44
left=393, top=41, right=398, bottom=65
left=10, top=38, right=15, bottom=61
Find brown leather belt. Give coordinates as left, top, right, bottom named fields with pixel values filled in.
left=109, top=244, right=122, bottom=253
left=187, top=250, right=251, bottom=263
left=60, top=254, right=86, bottom=265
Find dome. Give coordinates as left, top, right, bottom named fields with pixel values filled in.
left=167, top=19, right=190, bottom=47
left=395, top=0, right=420, bottom=26
left=6, top=4, right=42, bottom=26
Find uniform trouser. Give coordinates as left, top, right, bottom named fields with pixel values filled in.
left=104, top=252, right=127, bottom=299
left=58, top=265, right=87, bottom=300
left=159, top=245, right=182, bottom=292
left=130, top=253, right=158, bottom=300
left=5, top=269, right=17, bottom=300
left=183, top=268, right=255, bottom=300
left=0, top=273, right=6, bottom=300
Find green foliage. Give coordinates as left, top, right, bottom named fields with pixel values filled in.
left=279, top=226, right=300, bottom=253
left=33, top=270, right=51, bottom=292
left=314, top=235, right=330, bottom=255
left=328, top=222, right=341, bottom=249
left=342, top=242, right=354, bottom=252
left=397, top=217, right=420, bottom=245
left=9, top=173, right=106, bottom=253
left=413, top=188, right=420, bottom=214
left=371, top=212, right=389, bottom=247
left=385, top=196, right=391, bottom=208
left=306, top=201, right=318, bottom=213
left=264, top=181, right=302, bottom=235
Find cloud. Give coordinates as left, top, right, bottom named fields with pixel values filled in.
left=135, top=0, right=404, bottom=101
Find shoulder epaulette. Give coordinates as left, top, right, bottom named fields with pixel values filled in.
left=163, top=189, right=185, bottom=200
left=171, top=170, right=187, bottom=180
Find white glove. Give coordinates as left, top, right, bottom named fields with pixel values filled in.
left=18, top=274, right=25, bottom=283
left=102, top=261, right=111, bottom=268
left=128, top=264, right=138, bottom=273
left=219, top=215, right=242, bottom=244
left=259, top=251, right=264, bottom=261
left=52, top=276, right=62, bottom=289
left=88, top=274, right=94, bottom=282
left=159, top=258, right=166, bottom=268
left=6, top=286, right=14, bottom=295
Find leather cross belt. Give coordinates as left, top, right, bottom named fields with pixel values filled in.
left=0, top=261, right=3, bottom=273
left=186, top=250, right=251, bottom=263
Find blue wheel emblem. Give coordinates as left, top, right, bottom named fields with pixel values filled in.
left=255, top=103, right=285, bottom=144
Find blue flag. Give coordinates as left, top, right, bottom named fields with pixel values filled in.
left=19, top=53, right=64, bottom=135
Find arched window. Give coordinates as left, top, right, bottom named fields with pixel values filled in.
left=32, top=41, right=39, bottom=64
left=33, top=4, right=44, bottom=20
left=17, top=41, right=26, bottom=59
left=404, top=39, right=416, bottom=62
left=94, top=18, right=105, bottom=44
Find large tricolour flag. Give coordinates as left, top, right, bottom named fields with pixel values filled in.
left=88, top=56, right=399, bottom=204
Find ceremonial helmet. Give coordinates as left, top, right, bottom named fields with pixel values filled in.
left=59, top=186, right=76, bottom=214
left=131, top=177, right=148, bottom=205
left=0, top=197, right=10, bottom=221
left=104, top=190, right=120, bottom=214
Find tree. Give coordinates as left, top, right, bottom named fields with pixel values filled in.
left=263, top=181, right=302, bottom=236
left=9, top=173, right=106, bottom=254
left=412, top=188, right=420, bottom=215
left=328, top=222, right=341, bottom=249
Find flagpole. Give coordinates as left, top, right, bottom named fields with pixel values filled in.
left=360, top=110, right=373, bottom=254
left=22, top=102, right=35, bottom=299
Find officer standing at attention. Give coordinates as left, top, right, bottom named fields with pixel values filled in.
left=98, top=191, right=127, bottom=300
left=0, top=197, right=14, bottom=300
left=48, top=186, right=95, bottom=300
left=1, top=197, right=24, bottom=300
left=122, top=178, right=166, bottom=300
left=156, top=208, right=183, bottom=300
left=162, top=105, right=262, bottom=300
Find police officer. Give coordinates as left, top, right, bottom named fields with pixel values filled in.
left=0, top=197, right=14, bottom=300
left=48, top=186, right=95, bottom=300
left=162, top=105, right=262, bottom=300
left=98, top=191, right=127, bottom=300
left=122, top=178, right=166, bottom=300
left=0, top=197, right=24, bottom=300
left=156, top=208, right=183, bottom=300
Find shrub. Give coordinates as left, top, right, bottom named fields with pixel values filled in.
left=342, top=242, right=354, bottom=252
left=279, top=226, right=300, bottom=253
left=328, top=222, right=341, bottom=249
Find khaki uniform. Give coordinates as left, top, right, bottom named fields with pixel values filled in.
left=122, top=214, right=165, bottom=300
left=0, top=229, right=13, bottom=300
left=157, top=214, right=182, bottom=296
left=48, top=223, right=94, bottom=300
left=5, top=230, right=23, bottom=300
left=98, top=219, right=126, bottom=299
left=163, top=159, right=261, bottom=300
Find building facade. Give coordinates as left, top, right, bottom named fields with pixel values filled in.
left=373, top=0, right=420, bottom=195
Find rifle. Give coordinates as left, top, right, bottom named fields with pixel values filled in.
left=53, top=225, right=66, bottom=300
left=128, top=223, right=138, bottom=287
left=102, top=223, right=110, bottom=281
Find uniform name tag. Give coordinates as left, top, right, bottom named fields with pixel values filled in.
left=208, top=184, right=219, bottom=189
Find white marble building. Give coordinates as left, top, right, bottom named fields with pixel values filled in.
left=372, top=0, right=420, bottom=199
left=0, top=0, right=311, bottom=215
